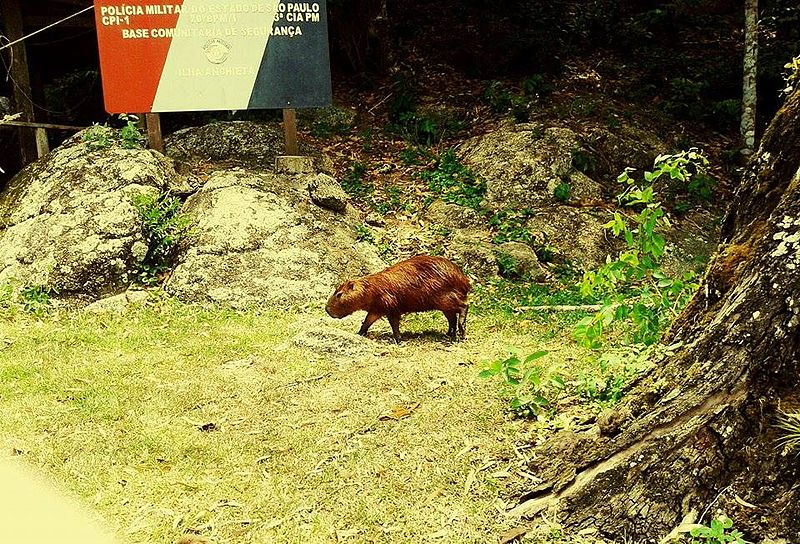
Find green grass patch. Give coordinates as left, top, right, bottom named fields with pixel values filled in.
left=0, top=297, right=596, bottom=543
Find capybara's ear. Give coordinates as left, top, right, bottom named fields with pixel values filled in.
left=344, top=280, right=355, bottom=291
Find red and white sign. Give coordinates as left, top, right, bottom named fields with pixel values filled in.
left=93, top=0, right=331, bottom=113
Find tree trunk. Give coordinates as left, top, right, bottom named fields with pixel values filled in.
left=514, top=88, right=800, bottom=541
left=741, top=0, right=758, bottom=153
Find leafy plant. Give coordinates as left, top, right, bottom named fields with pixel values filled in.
left=575, top=151, right=706, bottom=348
left=355, top=224, right=374, bottom=243
left=82, top=124, right=113, bottom=150
left=571, top=147, right=597, bottom=174
left=387, top=73, right=463, bottom=145
left=521, top=74, right=551, bottom=97
left=82, top=114, right=144, bottom=150
left=510, top=95, right=531, bottom=123
left=388, top=72, right=418, bottom=124
left=399, top=145, right=432, bottom=166
left=118, top=114, right=144, bottom=148
left=489, top=208, right=535, bottom=244
left=569, top=97, right=598, bottom=117
left=19, top=285, right=55, bottom=315
left=495, top=251, right=520, bottom=279
left=421, top=148, right=486, bottom=210
left=782, top=55, right=800, bottom=96
left=553, top=181, right=571, bottom=203
left=775, top=410, right=800, bottom=455
left=575, top=347, right=653, bottom=408
left=711, top=99, right=741, bottom=129
left=479, top=351, right=565, bottom=417
left=341, top=162, right=372, bottom=199
left=663, top=77, right=706, bottom=119
left=484, top=81, right=514, bottom=113
left=689, top=516, right=746, bottom=544
left=131, top=192, right=192, bottom=285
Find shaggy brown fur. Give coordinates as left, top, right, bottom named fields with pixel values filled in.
left=326, top=255, right=471, bottom=343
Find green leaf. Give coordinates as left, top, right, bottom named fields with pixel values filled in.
left=524, top=351, right=549, bottom=364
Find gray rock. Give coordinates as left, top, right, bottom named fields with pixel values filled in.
left=459, top=123, right=581, bottom=210
left=446, top=233, right=498, bottom=279
left=83, top=289, right=150, bottom=314
left=424, top=200, right=485, bottom=231
left=559, top=170, right=605, bottom=203
left=307, top=173, right=349, bottom=213
left=165, top=121, right=334, bottom=174
left=495, top=241, right=548, bottom=280
left=585, top=125, right=666, bottom=176
left=526, top=207, right=621, bottom=270
left=289, top=325, right=375, bottom=359
left=0, top=136, right=173, bottom=299
left=165, top=170, right=385, bottom=308
left=166, top=121, right=285, bottom=166
left=275, top=155, right=316, bottom=174
left=365, top=212, right=386, bottom=227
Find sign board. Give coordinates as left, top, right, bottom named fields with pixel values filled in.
left=93, top=0, right=332, bottom=113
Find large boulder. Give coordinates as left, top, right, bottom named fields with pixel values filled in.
left=0, top=127, right=386, bottom=308
left=165, top=170, right=385, bottom=308
left=526, top=206, right=621, bottom=270
left=165, top=121, right=333, bottom=173
left=459, top=123, right=582, bottom=210
left=0, top=136, right=173, bottom=299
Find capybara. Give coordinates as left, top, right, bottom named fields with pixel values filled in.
left=326, top=255, right=471, bottom=343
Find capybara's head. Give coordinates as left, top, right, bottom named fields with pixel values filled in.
left=325, top=280, right=364, bottom=318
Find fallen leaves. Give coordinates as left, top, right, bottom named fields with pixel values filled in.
left=378, top=401, right=421, bottom=421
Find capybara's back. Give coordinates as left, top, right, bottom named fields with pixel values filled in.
left=326, top=255, right=471, bottom=342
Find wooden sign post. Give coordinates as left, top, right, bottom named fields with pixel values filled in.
left=282, top=108, right=298, bottom=155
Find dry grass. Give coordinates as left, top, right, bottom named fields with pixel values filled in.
left=0, top=297, right=592, bottom=544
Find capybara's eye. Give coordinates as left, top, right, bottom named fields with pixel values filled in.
left=336, top=292, right=342, bottom=298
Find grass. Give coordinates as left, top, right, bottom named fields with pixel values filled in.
left=0, top=295, right=596, bottom=543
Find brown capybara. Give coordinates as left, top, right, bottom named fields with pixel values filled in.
left=326, top=255, right=471, bottom=343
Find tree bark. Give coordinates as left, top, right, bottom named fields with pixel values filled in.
left=515, top=88, right=800, bottom=541
left=741, top=0, right=758, bottom=152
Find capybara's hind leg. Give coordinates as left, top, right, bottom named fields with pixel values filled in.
left=457, top=305, right=468, bottom=339
left=388, top=314, right=402, bottom=344
left=444, top=311, right=458, bottom=339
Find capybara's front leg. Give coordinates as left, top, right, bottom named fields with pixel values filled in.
left=358, top=312, right=383, bottom=336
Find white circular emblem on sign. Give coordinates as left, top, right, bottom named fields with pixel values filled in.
left=203, top=39, right=231, bottom=64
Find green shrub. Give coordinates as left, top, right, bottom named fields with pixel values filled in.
left=421, top=149, right=486, bottom=209
left=489, top=209, right=535, bottom=244
left=355, top=224, right=374, bottom=243
left=81, top=125, right=113, bottom=151
left=19, top=285, right=55, bottom=316
left=553, top=181, right=571, bottom=203
left=689, top=516, right=746, bottom=544
left=571, top=147, right=597, bottom=174
left=495, top=251, right=520, bottom=279
left=479, top=351, right=565, bottom=418
left=131, top=192, right=192, bottom=285
left=341, top=162, right=373, bottom=198
left=521, top=74, right=551, bottom=97
left=575, top=151, right=708, bottom=348
left=82, top=114, right=144, bottom=150
left=484, top=81, right=513, bottom=113
left=711, top=99, right=741, bottom=129
left=783, top=55, right=800, bottom=95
